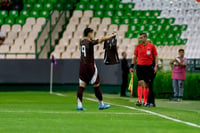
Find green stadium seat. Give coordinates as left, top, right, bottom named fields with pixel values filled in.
left=151, top=10, right=161, bottom=17
left=116, top=3, right=125, bottom=10
left=86, top=3, right=95, bottom=10
left=170, top=25, right=182, bottom=32
left=16, top=17, right=26, bottom=25
left=20, top=10, right=29, bottom=18
left=5, top=17, right=15, bottom=25
left=129, top=25, right=137, bottom=31
left=104, top=11, right=113, bottom=17
left=94, top=10, right=104, bottom=18
left=177, top=39, right=187, bottom=45
left=64, top=3, right=73, bottom=10
left=115, top=11, right=123, bottom=17
left=145, top=24, right=154, bottom=31
left=130, top=17, right=140, bottom=25
left=155, top=40, right=163, bottom=46
left=40, top=0, right=47, bottom=3
left=92, top=0, right=100, bottom=2
left=54, top=3, right=63, bottom=10
left=106, top=4, right=115, bottom=10
left=49, top=0, right=57, bottom=4
left=30, top=10, right=39, bottom=18
left=0, top=10, right=8, bottom=18
left=133, top=11, right=144, bottom=17
left=9, top=10, right=19, bottom=18
left=33, top=3, right=43, bottom=11
left=0, top=18, right=4, bottom=25
left=140, top=18, right=148, bottom=25
left=121, top=17, right=130, bottom=24
left=181, top=25, right=187, bottom=31
left=124, top=10, right=132, bottom=17
left=112, top=17, right=121, bottom=25
left=40, top=11, right=50, bottom=18
left=124, top=3, right=135, bottom=10
left=44, top=3, right=53, bottom=11
left=143, top=11, right=151, bottom=18
left=27, top=0, right=37, bottom=4
left=96, top=4, right=105, bottom=10
left=80, top=0, right=90, bottom=2
left=24, top=4, right=32, bottom=10
left=76, top=3, right=86, bottom=10
left=125, top=31, right=138, bottom=38
left=149, top=18, right=157, bottom=25
left=169, top=18, right=175, bottom=24
left=60, top=0, right=69, bottom=4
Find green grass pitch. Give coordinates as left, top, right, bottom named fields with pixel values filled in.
left=0, top=91, right=199, bottom=133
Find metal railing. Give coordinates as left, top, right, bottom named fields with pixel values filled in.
left=35, top=10, right=68, bottom=59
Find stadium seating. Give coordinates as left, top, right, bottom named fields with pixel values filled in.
left=51, top=0, right=194, bottom=59
left=0, top=0, right=76, bottom=59
left=1, top=0, right=199, bottom=59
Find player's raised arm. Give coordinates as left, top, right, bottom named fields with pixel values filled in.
left=98, top=32, right=117, bottom=43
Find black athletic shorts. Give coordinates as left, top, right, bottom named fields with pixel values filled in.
left=136, top=65, right=154, bottom=83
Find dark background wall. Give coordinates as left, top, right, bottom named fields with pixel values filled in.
left=0, top=59, right=123, bottom=84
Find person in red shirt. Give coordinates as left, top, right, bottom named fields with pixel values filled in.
left=130, top=33, right=158, bottom=107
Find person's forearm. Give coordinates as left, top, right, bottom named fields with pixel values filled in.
left=131, top=55, right=137, bottom=65
left=170, top=59, right=176, bottom=64
left=98, top=33, right=116, bottom=43
left=154, top=55, right=158, bottom=67
left=176, top=62, right=186, bottom=67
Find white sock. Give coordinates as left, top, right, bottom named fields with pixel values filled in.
left=77, top=98, right=83, bottom=108
left=99, top=101, right=104, bottom=106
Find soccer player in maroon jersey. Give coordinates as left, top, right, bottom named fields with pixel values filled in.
left=130, top=33, right=158, bottom=107
left=77, top=28, right=117, bottom=110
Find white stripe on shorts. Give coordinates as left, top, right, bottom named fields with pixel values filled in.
left=90, top=64, right=98, bottom=84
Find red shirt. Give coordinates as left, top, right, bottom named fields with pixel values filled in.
left=134, top=42, right=157, bottom=65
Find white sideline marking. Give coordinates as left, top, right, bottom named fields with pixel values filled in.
left=53, top=93, right=66, bottom=97
left=0, top=110, right=145, bottom=115
left=53, top=93, right=200, bottom=128
left=85, top=97, right=200, bottom=129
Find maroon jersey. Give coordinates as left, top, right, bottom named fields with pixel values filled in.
left=80, top=39, right=99, bottom=64
left=103, top=37, right=120, bottom=65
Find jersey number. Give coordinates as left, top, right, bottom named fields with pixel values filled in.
left=81, top=45, right=86, bottom=57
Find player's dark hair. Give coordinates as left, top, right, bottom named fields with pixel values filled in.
left=139, top=33, right=147, bottom=38
left=83, top=28, right=94, bottom=37
left=122, top=51, right=126, bottom=56
left=179, top=49, right=184, bottom=52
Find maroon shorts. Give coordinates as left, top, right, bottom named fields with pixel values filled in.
left=79, top=63, right=99, bottom=84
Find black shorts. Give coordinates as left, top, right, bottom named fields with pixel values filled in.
left=79, top=63, right=100, bottom=85
left=136, top=65, right=154, bottom=83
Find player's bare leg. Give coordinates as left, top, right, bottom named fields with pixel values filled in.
left=77, top=82, right=87, bottom=110
left=93, top=83, right=110, bottom=110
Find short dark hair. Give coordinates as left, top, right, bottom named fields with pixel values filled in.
left=83, top=28, right=94, bottom=37
left=122, top=51, right=126, bottom=56
left=179, top=49, right=184, bottom=52
left=139, top=33, right=147, bottom=38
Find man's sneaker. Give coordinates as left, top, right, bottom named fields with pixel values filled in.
left=143, top=103, right=150, bottom=107
left=171, top=97, right=178, bottom=101
left=149, top=103, right=156, bottom=107
left=136, top=101, right=142, bottom=106
left=99, top=104, right=110, bottom=110
left=77, top=106, right=86, bottom=111
left=177, top=98, right=182, bottom=102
